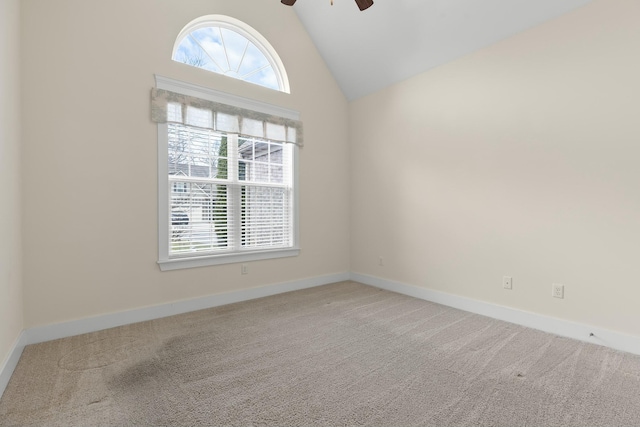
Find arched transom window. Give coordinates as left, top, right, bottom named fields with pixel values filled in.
left=173, top=15, right=290, bottom=93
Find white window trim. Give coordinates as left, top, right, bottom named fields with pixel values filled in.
left=156, top=75, right=300, bottom=271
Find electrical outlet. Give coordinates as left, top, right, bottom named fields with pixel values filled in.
left=241, top=264, right=249, bottom=275
left=552, top=283, right=564, bottom=299
left=503, top=276, right=513, bottom=290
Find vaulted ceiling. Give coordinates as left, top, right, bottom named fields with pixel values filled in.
left=291, top=0, right=594, bottom=100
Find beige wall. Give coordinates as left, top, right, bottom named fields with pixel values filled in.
left=18, top=0, right=640, bottom=340
left=21, top=0, right=350, bottom=327
left=0, top=0, right=24, bottom=365
left=350, top=0, right=640, bottom=336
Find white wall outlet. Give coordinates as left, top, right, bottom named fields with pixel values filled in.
left=503, top=276, right=513, bottom=290
left=552, top=283, right=564, bottom=299
left=241, top=264, right=249, bottom=275
left=378, top=256, right=384, bottom=266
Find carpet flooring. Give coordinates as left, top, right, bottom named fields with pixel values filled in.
left=2, top=281, right=640, bottom=426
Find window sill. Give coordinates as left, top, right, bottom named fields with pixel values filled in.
left=158, top=247, right=300, bottom=271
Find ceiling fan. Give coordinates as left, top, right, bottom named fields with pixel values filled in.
left=281, top=0, right=374, bottom=11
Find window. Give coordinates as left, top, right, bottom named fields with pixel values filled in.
left=172, top=15, right=290, bottom=93
left=172, top=182, right=188, bottom=193
left=153, top=76, right=302, bottom=271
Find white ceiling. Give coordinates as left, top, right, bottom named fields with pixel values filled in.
left=292, top=0, right=594, bottom=100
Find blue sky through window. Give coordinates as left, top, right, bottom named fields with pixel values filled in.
left=174, top=26, right=279, bottom=91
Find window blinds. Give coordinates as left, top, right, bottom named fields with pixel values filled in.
left=167, top=124, right=294, bottom=257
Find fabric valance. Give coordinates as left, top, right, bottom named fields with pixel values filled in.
left=151, top=88, right=303, bottom=146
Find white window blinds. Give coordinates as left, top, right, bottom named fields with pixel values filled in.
left=154, top=83, right=300, bottom=270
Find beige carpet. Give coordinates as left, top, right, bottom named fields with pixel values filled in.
left=2, top=281, right=640, bottom=426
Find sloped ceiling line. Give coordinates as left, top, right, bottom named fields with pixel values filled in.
left=292, top=0, right=594, bottom=100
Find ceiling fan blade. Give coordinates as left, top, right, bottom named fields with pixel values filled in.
left=354, top=0, right=373, bottom=11
left=281, top=0, right=296, bottom=5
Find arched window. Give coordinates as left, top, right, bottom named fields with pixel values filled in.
left=173, top=15, right=290, bottom=93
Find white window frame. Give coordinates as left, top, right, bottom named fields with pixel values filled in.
left=156, top=75, right=299, bottom=271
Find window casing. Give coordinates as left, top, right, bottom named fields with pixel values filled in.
left=154, top=76, right=301, bottom=271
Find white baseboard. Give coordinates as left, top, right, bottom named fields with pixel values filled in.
left=0, top=331, right=28, bottom=399
left=351, top=272, right=640, bottom=356
left=25, top=272, right=350, bottom=346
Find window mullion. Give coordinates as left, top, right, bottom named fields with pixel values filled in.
left=228, top=134, right=241, bottom=251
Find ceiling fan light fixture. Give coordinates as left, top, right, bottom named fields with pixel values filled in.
left=354, top=0, right=374, bottom=11
left=280, top=0, right=373, bottom=11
